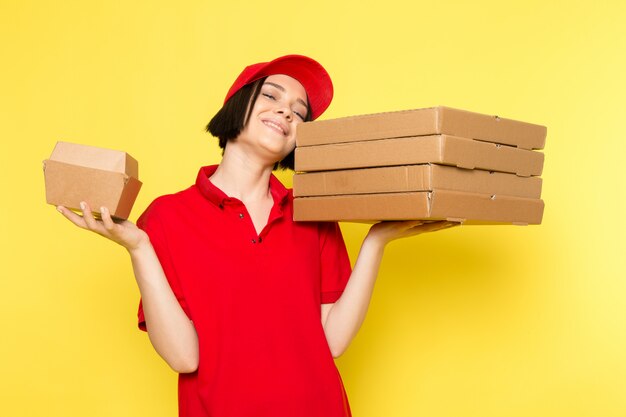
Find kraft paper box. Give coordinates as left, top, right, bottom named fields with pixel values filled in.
left=293, top=164, right=543, bottom=199
left=43, top=141, right=142, bottom=220
left=293, top=190, right=545, bottom=225
left=292, top=106, right=546, bottom=225
left=295, top=134, right=544, bottom=177
left=296, top=106, right=547, bottom=150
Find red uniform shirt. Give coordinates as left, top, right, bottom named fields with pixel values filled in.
left=136, top=165, right=353, bottom=417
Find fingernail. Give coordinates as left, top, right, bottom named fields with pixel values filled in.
left=100, top=206, right=106, bottom=213
left=56, top=206, right=63, bottom=213
left=80, top=201, right=86, bottom=210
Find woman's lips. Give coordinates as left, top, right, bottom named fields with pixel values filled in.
left=262, top=119, right=288, bottom=136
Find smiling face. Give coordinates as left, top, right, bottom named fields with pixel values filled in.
left=235, top=74, right=309, bottom=166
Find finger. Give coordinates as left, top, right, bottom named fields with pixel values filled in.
left=80, top=201, right=104, bottom=233
left=393, top=220, right=423, bottom=232
left=57, top=205, right=88, bottom=229
left=372, top=220, right=420, bottom=232
left=100, top=206, right=117, bottom=233
left=414, top=220, right=446, bottom=229
left=405, top=220, right=452, bottom=235
left=430, top=221, right=461, bottom=232
left=376, top=220, right=419, bottom=226
left=405, top=220, right=424, bottom=227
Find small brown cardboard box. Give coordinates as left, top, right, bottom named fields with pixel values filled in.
left=43, top=141, right=142, bottom=220
left=295, top=134, right=544, bottom=177
left=293, top=164, right=543, bottom=199
left=293, top=190, right=544, bottom=225
left=296, top=106, right=547, bottom=150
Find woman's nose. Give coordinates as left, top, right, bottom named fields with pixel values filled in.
left=275, top=107, right=292, bottom=120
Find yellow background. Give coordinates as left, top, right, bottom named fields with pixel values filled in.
left=2, top=1, right=625, bottom=416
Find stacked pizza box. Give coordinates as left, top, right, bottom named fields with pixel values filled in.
left=292, top=106, right=546, bottom=225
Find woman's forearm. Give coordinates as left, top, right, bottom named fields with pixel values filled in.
left=129, top=242, right=199, bottom=373
left=56, top=203, right=198, bottom=372
left=322, top=221, right=457, bottom=358
left=323, top=235, right=385, bottom=358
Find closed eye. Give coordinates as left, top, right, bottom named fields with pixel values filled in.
left=262, top=93, right=276, bottom=100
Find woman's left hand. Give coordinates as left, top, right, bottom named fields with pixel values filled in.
left=366, top=220, right=460, bottom=247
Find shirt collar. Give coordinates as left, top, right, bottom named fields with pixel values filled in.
left=196, top=165, right=290, bottom=208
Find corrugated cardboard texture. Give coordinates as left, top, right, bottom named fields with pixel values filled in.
left=293, top=190, right=544, bottom=225
left=295, top=134, right=544, bottom=177
left=296, top=106, right=547, bottom=150
left=293, top=164, right=543, bottom=199
left=50, top=141, right=139, bottom=177
left=43, top=142, right=142, bottom=220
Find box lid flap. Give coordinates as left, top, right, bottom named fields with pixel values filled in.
left=48, top=141, right=139, bottom=177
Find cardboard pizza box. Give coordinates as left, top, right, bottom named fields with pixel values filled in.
left=296, top=106, right=546, bottom=150
left=293, top=190, right=544, bottom=225
left=295, top=134, right=544, bottom=177
left=293, top=164, right=543, bottom=199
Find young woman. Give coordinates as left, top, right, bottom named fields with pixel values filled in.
left=58, top=54, right=457, bottom=417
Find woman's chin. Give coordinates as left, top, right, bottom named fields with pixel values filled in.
left=257, top=140, right=293, bottom=161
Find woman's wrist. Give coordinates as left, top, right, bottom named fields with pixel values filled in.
left=127, top=233, right=153, bottom=257
left=363, top=230, right=389, bottom=253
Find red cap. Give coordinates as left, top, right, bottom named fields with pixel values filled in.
left=223, top=54, right=333, bottom=120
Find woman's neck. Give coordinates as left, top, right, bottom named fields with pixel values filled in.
left=209, top=145, right=274, bottom=203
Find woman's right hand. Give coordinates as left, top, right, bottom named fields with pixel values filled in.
left=57, top=201, right=149, bottom=252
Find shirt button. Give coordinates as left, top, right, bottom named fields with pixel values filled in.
left=251, top=239, right=256, bottom=244
left=258, top=237, right=263, bottom=243
left=239, top=213, right=244, bottom=219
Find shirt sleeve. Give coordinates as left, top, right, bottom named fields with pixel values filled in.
left=135, top=198, right=190, bottom=331
left=318, top=221, right=352, bottom=304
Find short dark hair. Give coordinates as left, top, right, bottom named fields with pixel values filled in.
left=206, top=77, right=312, bottom=171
